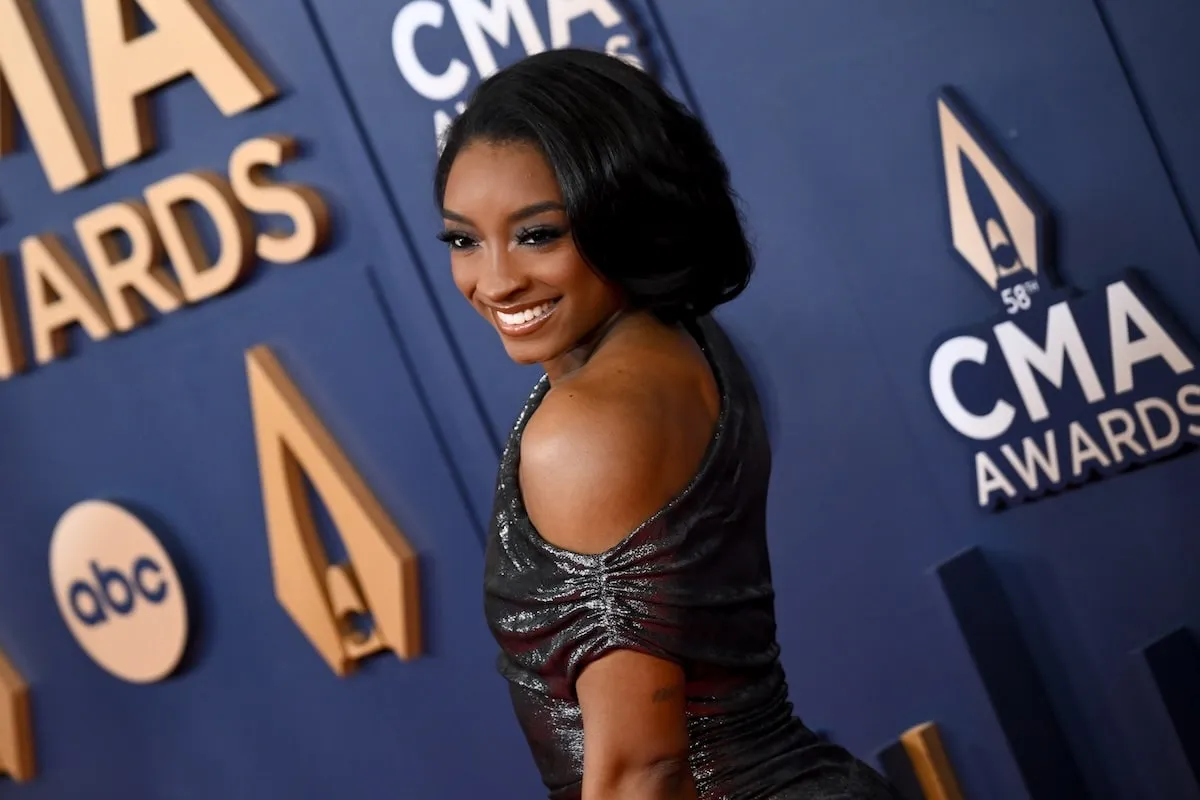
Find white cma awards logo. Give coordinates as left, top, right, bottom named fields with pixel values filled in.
left=49, top=501, right=189, bottom=683
left=391, top=0, right=648, bottom=144
left=929, top=89, right=1200, bottom=509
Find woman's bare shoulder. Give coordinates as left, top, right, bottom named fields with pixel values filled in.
left=520, top=351, right=716, bottom=556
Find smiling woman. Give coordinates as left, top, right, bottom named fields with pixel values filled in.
left=433, top=49, right=899, bottom=800
left=435, top=145, right=623, bottom=369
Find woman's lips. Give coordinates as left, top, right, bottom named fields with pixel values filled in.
left=493, top=300, right=559, bottom=336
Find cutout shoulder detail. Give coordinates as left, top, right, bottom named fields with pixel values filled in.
left=499, top=319, right=730, bottom=563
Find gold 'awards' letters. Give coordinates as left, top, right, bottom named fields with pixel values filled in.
left=246, top=347, right=422, bottom=677
left=0, top=0, right=331, bottom=377
left=0, top=646, right=34, bottom=783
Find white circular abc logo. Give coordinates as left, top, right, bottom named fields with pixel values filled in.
left=49, top=501, right=189, bottom=683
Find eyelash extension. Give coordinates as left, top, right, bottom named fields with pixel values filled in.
left=436, top=230, right=477, bottom=249
left=515, top=225, right=567, bottom=247
left=436, top=225, right=567, bottom=250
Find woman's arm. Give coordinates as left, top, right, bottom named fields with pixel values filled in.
left=520, top=371, right=714, bottom=800
left=577, top=650, right=695, bottom=800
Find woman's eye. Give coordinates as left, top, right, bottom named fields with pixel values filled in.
left=437, top=231, right=477, bottom=250
left=516, top=226, right=564, bottom=247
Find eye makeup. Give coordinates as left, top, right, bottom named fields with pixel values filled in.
left=436, top=230, right=478, bottom=250
left=514, top=225, right=567, bottom=248
left=437, top=225, right=569, bottom=250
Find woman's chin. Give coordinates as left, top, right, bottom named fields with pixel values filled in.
left=500, top=339, right=551, bottom=367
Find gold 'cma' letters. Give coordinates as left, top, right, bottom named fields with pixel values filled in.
left=0, top=0, right=276, bottom=190
left=246, top=347, right=422, bottom=677
left=0, top=646, right=34, bottom=783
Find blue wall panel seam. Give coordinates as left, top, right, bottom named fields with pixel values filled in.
left=1090, top=0, right=1200, bottom=260
left=296, top=0, right=504, bottom=462
left=639, top=0, right=707, bottom=120
left=821, top=250, right=969, bottom=560
left=364, top=264, right=486, bottom=544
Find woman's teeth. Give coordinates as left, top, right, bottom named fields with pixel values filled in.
left=496, top=302, right=555, bottom=326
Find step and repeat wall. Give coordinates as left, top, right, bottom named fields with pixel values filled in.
left=1, top=1, right=1198, bottom=798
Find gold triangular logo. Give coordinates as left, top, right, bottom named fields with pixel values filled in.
left=938, top=93, right=1043, bottom=292
left=246, top=346, right=422, bottom=677
left=0, top=646, right=34, bottom=782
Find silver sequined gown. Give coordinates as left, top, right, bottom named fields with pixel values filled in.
left=484, top=316, right=898, bottom=799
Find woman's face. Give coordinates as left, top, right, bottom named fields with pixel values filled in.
left=440, top=140, right=624, bottom=370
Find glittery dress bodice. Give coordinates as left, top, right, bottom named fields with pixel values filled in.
left=484, top=316, right=897, bottom=799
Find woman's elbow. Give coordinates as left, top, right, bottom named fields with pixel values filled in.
left=585, top=755, right=696, bottom=800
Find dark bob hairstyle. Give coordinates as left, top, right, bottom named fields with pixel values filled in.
left=434, top=48, right=753, bottom=323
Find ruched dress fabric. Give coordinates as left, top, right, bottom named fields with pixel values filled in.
left=484, top=316, right=898, bottom=800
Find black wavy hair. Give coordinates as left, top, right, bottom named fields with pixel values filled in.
left=433, top=48, right=753, bottom=324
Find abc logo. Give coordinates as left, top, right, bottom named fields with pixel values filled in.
left=68, top=558, right=170, bottom=626
left=49, top=501, right=189, bottom=683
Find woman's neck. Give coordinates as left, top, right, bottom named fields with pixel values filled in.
left=542, top=309, right=651, bottom=383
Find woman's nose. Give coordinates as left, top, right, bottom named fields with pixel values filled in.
left=476, top=248, right=529, bottom=303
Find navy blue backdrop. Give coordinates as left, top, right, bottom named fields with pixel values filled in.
left=0, top=2, right=1198, bottom=798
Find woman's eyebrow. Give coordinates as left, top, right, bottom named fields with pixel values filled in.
left=508, top=201, right=564, bottom=223
left=442, top=201, right=564, bottom=226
